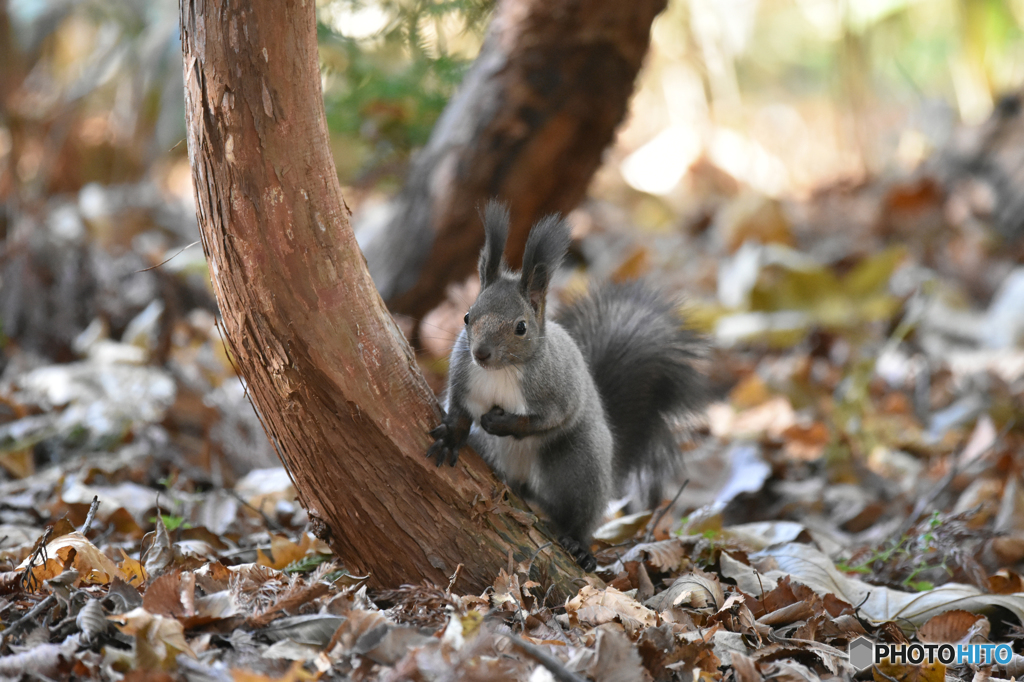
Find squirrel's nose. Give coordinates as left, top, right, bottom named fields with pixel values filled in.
left=473, top=346, right=492, bottom=363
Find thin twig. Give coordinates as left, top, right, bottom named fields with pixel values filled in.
left=446, top=563, right=463, bottom=596
left=135, top=240, right=201, bottom=273
left=20, top=527, right=52, bottom=592
left=80, top=496, right=100, bottom=535
left=225, top=488, right=289, bottom=533
left=216, top=545, right=271, bottom=559
left=503, top=633, right=587, bottom=682
left=755, top=570, right=767, bottom=615
left=525, top=542, right=552, bottom=574
left=644, top=479, right=689, bottom=543
left=542, top=584, right=555, bottom=609
left=3, top=595, right=56, bottom=640
left=873, top=665, right=900, bottom=682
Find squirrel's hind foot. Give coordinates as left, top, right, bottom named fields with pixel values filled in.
left=559, top=535, right=597, bottom=572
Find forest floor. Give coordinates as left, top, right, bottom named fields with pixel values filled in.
left=3, top=99, right=1024, bottom=681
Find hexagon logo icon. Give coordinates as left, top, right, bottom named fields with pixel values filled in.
left=849, top=637, right=875, bottom=669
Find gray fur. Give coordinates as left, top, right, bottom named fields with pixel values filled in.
left=449, top=320, right=613, bottom=545
left=520, top=214, right=571, bottom=315
left=478, top=201, right=509, bottom=289
left=557, top=281, right=708, bottom=509
left=427, top=204, right=706, bottom=571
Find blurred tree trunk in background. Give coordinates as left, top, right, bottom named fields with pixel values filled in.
left=178, top=0, right=584, bottom=595
left=362, top=0, right=667, bottom=322
left=0, top=1, right=21, bottom=207
left=0, top=3, right=15, bottom=108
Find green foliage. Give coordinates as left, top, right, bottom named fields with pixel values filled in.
left=285, top=552, right=334, bottom=574
left=738, top=0, right=1024, bottom=107
left=838, top=512, right=951, bottom=592
left=834, top=559, right=871, bottom=574
left=149, top=514, right=190, bottom=531
left=317, top=0, right=493, bottom=186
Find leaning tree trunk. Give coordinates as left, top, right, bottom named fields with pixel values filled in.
left=179, top=0, right=584, bottom=597
left=362, top=0, right=667, bottom=321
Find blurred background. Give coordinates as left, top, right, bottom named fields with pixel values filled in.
left=3, top=0, right=1024, bottom=588
left=7, top=0, right=1024, bottom=222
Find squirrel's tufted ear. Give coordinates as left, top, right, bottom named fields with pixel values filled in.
left=478, top=200, right=510, bottom=288
left=520, top=214, right=571, bottom=313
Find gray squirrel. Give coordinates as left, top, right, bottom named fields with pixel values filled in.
left=427, top=201, right=707, bottom=571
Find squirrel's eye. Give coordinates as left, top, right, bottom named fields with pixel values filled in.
left=464, top=313, right=469, bottom=325
left=515, top=320, right=527, bottom=336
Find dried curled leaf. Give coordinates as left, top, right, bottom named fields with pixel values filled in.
left=17, top=531, right=124, bottom=586
left=76, top=598, right=109, bottom=643
left=0, top=641, right=77, bottom=679
left=593, top=511, right=653, bottom=544
left=646, top=568, right=724, bottom=612
left=566, top=585, right=658, bottom=629
left=143, top=515, right=173, bottom=577
left=110, top=606, right=196, bottom=670
left=753, top=542, right=1024, bottom=626
left=254, top=532, right=327, bottom=569
left=118, top=548, right=147, bottom=586
left=142, top=570, right=187, bottom=617
left=586, top=629, right=646, bottom=682
left=916, top=610, right=989, bottom=644
left=622, top=539, right=685, bottom=572
left=987, top=569, right=1023, bottom=595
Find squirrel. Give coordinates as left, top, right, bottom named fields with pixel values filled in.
left=427, top=201, right=707, bottom=571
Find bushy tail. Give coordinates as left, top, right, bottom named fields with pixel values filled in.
left=556, top=281, right=708, bottom=509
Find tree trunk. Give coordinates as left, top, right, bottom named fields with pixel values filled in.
left=362, top=0, right=667, bottom=322
left=178, top=0, right=584, bottom=597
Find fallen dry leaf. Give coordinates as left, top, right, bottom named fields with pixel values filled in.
left=987, top=568, right=1024, bottom=594
left=782, top=421, right=830, bottom=461
left=622, top=539, right=686, bottom=572
left=111, top=606, right=196, bottom=670
left=256, top=533, right=326, bottom=571
left=873, top=660, right=945, bottom=682
left=18, top=531, right=125, bottom=586
left=753, top=542, right=1024, bottom=626
left=593, top=510, right=653, bottom=544
left=586, top=628, right=647, bottom=682
left=567, top=585, right=658, bottom=629
left=646, top=568, right=724, bottom=612
left=119, top=548, right=147, bottom=586
left=916, top=610, right=989, bottom=643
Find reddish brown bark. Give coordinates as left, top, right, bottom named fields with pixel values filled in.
left=179, top=0, right=584, bottom=595
left=362, top=0, right=667, bottom=321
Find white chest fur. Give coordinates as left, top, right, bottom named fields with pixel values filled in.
left=461, top=362, right=539, bottom=489
left=463, top=362, right=528, bottom=419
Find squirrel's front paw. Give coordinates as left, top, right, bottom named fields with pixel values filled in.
left=426, top=421, right=463, bottom=467
left=480, top=407, right=516, bottom=437
left=479, top=407, right=503, bottom=434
